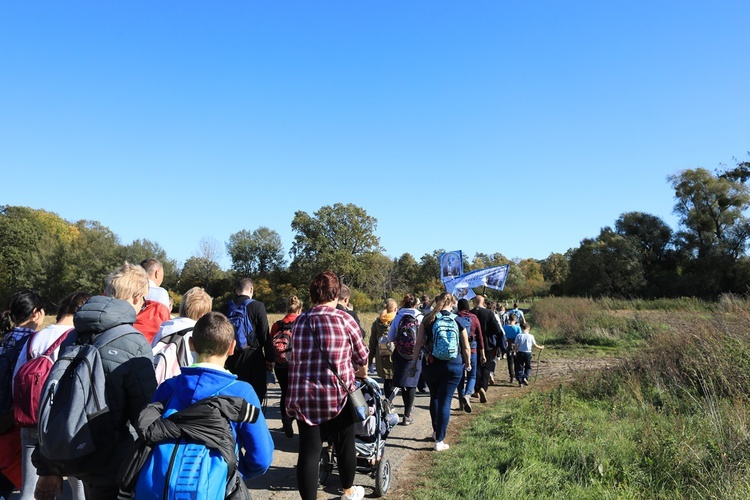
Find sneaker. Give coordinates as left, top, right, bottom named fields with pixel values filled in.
left=523, top=379, right=529, bottom=386
left=462, top=396, right=472, bottom=413
left=509, top=376, right=514, bottom=383
left=402, top=416, right=413, bottom=426
left=479, top=388, right=487, bottom=403
left=471, top=391, right=479, bottom=399
left=518, top=379, right=523, bottom=387
left=488, top=373, right=495, bottom=386
left=434, top=441, right=450, bottom=451
left=341, top=485, right=365, bottom=500
left=282, top=418, right=294, bottom=438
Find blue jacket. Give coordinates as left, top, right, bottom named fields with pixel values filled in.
left=152, top=365, right=274, bottom=479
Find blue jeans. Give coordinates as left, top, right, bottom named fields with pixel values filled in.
left=515, top=351, right=533, bottom=381
left=424, top=360, right=463, bottom=442
left=458, top=352, right=478, bottom=397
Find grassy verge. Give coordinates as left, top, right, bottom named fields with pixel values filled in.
left=413, top=303, right=750, bottom=499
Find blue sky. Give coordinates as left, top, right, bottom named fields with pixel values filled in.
left=2, top=1, right=748, bottom=269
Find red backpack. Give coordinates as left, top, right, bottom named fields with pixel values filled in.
left=13, top=329, right=71, bottom=427
left=134, top=300, right=171, bottom=344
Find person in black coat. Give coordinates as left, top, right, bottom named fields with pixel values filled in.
left=470, top=295, right=505, bottom=403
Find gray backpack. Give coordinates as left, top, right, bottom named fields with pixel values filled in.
left=36, top=324, right=136, bottom=477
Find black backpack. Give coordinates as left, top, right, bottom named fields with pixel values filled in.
left=0, top=331, right=33, bottom=433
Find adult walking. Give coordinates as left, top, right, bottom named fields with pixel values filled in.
left=287, top=271, right=369, bottom=500
left=13, top=291, right=90, bottom=500
left=368, top=299, right=397, bottom=398
left=271, top=295, right=302, bottom=438
left=455, top=298, right=484, bottom=413
left=387, top=294, right=423, bottom=425
left=409, top=292, right=470, bottom=451
left=470, top=295, right=504, bottom=402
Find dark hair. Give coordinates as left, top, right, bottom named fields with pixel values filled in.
left=140, top=258, right=162, bottom=275
left=508, top=313, right=518, bottom=324
left=235, top=278, right=254, bottom=295
left=310, top=271, right=340, bottom=305
left=192, top=312, right=234, bottom=356
left=400, top=293, right=418, bottom=309
left=56, top=292, right=91, bottom=322
left=1, top=290, right=45, bottom=335
left=457, top=298, right=470, bottom=311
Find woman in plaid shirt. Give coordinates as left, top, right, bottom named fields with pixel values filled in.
left=287, top=271, right=369, bottom=500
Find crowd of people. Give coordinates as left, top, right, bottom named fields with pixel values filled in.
left=0, top=260, right=543, bottom=500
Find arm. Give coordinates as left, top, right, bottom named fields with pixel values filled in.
left=474, top=317, right=486, bottom=365
left=368, top=321, right=378, bottom=365
left=236, top=386, right=274, bottom=479
left=459, top=327, right=471, bottom=369
left=411, top=322, right=427, bottom=364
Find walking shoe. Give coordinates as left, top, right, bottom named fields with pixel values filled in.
left=479, top=388, right=487, bottom=403
left=509, top=376, right=514, bottom=383
left=341, top=485, right=365, bottom=500
left=488, top=372, right=495, bottom=386
left=471, top=391, right=479, bottom=399
left=282, top=418, right=294, bottom=438
left=402, top=415, right=413, bottom=426
left=523, top=379, right=529, bottom=386
left=462, top=396, right=472, bottom=413
left=518, top=379, right=523, bottom=387
left=434, top=441, right=450, bottom=451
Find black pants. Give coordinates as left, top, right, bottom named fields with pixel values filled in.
left=274, top=364, right=290, bottom=424
left=82, top=481, right=119, bottom=500
left=226, top=346, right=267, bottom=401
left=296, top=409, right=356, bottom=500
left=477, top=348, right=498, bottom=391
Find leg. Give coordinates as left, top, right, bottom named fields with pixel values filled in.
left=401, top=387, right=416, bottom=418
left=435, top=363, right=463, bottom=442
left=464, top=352, right=478, bottom=397
left=523, top=352, right=533, bottom=382
left=67, top=477, right=85, bottom=500
left=19, top=427, right=37, bottom=500
left=296, top=420, right=323, bottom=500
left=323, top=412, right=357, bottom=491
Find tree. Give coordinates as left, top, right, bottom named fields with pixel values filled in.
left=179, top=256, right=226, bottom=296
left=289, top=203, right=382, bottom=285
left=540, top=252, right=570, bottom=291
left=566, top=227, right=646, bottom=297
left=118, top=239, right=179, bottom=290
left=391, top=253, right=420, bottom=295
left=669, top=168, right=750, bottom=261
left=227, top=227, right=286, bottom=277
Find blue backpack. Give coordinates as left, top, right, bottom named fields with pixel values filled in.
left=0, top=331, right=32, bottom=433
left=226, top=299, right=255, bottom=351
left=430, top=312, right=460, bottom=361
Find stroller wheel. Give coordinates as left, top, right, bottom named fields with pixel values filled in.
left=374, top=458, right=391, bottom=497
left=319, top=446, right=335, bottom=485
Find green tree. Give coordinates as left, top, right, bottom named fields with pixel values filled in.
left=540, top=252, right=570, bottom=292
left=226, top=227, right=286, bottom=277
left=391, top=253, right=420, bottom=295
left=118, top=239, right=179, bottom=290
left=179, top=256, right=226, bottom=296
left=289, top=203, right=382, bottom=286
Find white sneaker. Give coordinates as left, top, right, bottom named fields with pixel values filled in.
left=341, top=485, right=365, bottom=500
left=434, top=441, right=450, bottom=451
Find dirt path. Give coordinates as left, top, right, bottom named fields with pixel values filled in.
left=247, top=354, right=619, bottom=499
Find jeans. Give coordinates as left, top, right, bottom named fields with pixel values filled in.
left=20, top=427, right=85, bottom=500
left=515, top=351, right=533, bottom=381
left=424, top=360, right=463, bottom=442
left=458, top=352, right=478, bottom=397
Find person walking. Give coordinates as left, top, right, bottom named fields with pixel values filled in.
left=515, top=321, right=544, bottom=386
left=408, top=292, right=470, bottom=451
left=455, top=299, right=484, bottom=413
left=387, top=294, right=423, bottom=425
left=270, top=295, right=302, bottom=438
left=286, top=271, right=369, bottom=500
left=368, top=299, right=397, bottom=398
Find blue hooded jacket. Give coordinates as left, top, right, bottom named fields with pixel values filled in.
left=152, top=365, right=274, bottom=479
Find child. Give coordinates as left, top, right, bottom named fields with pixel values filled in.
left=135, top=312, right=274, bottom=497
left=515, top=322, right=544, bottom=386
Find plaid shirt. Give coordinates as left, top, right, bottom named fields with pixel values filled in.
left=286, top=305, right=369, bottom=425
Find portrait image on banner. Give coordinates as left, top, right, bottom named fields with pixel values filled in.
left=440, top=251, right=463, bottom=282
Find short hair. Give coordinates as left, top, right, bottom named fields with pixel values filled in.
left=472, top=295, right=485, bottom=307
left=106, top=261, right=149, bottom=301
left=338, top=284, right=351, bottom=300
left=421, top=295, right=429, bottom=303
left=140, top=258, right=163, bottom=277
left=400, top=293, right=418, bottom=309
left=191, top=312, right=234, bottom=356
left=457, top=298, right=470, bottom=312
left=310, top=271, right=340, bottom=305
left=286, top=295, right=303, bottom=314
left=179, top=287, right=213, bottom=320
left=513, top=302, right=519, bottom=309
left=385, top=298, right=398, bottom=313
left=508, top=313, right=518, bottom=324
left=521, top=321, right=530, bottom=332
left=56, top=291, right=91, bottom=322
left=235, top=278, right=254, bottom=295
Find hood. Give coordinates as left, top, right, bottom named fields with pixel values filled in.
left=379, top=310, right=396, bottom=325
left=165, top=366, right=238, bottom=407
left=73, top=296, right=137, bottom=335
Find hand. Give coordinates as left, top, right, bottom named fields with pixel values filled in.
left=465, top=364, right=472, bottom=373
left=480, top=353, right=487, bottom=365
left=35, top=475, right=62, bottom=500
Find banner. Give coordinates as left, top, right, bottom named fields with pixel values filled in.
left=444, top=264, right=509, bottom=296
left=439, top=251, right=463, bottom=282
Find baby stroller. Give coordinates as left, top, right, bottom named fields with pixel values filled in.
left=319, top=377, right=400, bottom=497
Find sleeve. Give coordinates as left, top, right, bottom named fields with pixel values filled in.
left=345, top=314, right=369, bottom=368
left=235, top=385, right=274, bottom=479
left=250, top=302, right=272, bottom=363
left=474, top=317, right=484, bottom=352
left=124, top=340, right=158, bottom=425
left=368, top=321, right=379, bottom=363
left=387, top=312, right=402, bottom=342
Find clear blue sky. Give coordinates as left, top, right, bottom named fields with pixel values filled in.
left=2, top=1, right=748, bottom=269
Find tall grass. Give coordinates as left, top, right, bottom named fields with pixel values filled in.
left=415, top=300, right=750, bottom=499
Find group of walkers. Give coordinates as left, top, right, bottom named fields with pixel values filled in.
left=0, top=258, right=543, bottom=500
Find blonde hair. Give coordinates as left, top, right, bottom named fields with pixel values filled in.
left=385, top=298, right=398, bottom=313
left=424, top=292, right=452, bottom=325
left=286, top=295, right=303, bottom=314
left=179, top=287, right=213, bottom=320
left=105, top=261, right=149, bottom=301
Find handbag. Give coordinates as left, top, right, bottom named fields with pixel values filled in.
left=307, top=316, right=369, bottom=422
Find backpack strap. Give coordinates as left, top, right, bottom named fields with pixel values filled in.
left=91, top=324, right=142, bottom=348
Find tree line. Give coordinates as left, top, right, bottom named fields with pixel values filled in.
left=2, top=156, right=749, bottom=312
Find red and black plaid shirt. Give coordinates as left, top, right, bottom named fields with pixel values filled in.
left=286, top=305, right=369, bottom=425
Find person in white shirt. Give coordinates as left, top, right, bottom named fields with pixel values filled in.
left=151, top=287, right=213, bottom=369
left=140, top=258, right=170, bottom=309
left=514, top=321, right=544, bottom=386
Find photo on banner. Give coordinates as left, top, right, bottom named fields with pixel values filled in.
left=440, top=251, right=463, bottom=282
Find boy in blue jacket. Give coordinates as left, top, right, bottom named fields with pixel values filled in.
left=148, top=311, right=274, bottom=486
